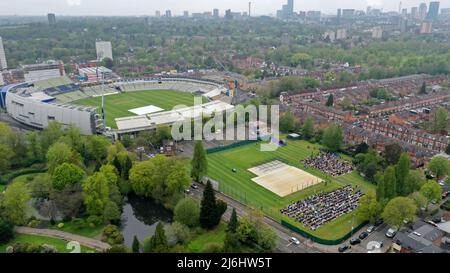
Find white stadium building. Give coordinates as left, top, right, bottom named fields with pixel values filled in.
left=1, top=76, right=231, bottom=138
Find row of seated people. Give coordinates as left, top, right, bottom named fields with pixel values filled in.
left=280, top=185, right=363, bottom=231
left=302, top=152, right=354, bottom=176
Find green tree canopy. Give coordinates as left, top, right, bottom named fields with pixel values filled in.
left=52, top=163, right=85, bottom=191
left=382, top=197, right=416, bottom=229
left=322, top=123, right=343, bottom=152
left=356, top=191, right=382, bottom=223
left=174, top=198, right=200, bottom=228
left=1, top=181, right=31, bottom=225
left=191, top=141, right=208, bottom=182
left=427, top=156, right=450, bottom=181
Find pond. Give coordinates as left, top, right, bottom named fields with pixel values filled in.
left=120, top=194, right=173, bottom=247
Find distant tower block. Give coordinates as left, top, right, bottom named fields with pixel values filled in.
left=249, top=2, right=251, bottom=17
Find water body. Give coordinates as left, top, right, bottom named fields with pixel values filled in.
left=120, top=194, right=172, bottom=247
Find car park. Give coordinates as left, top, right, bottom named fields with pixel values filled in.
left=338, top=245, right=351, bottom=252
left=359, top=232, right=369, bottom=240
left=190, top=183, right=199, bottom=189
left=385, top=228, right=398, bottom=238
left=375, top=219, right=384, bottom=226
left=289, top=237, right=300, bottom=245
left=366, top=225, right=375, bottom=233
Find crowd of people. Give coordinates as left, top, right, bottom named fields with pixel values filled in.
left=280, top=185, right=363, bottom=231
left=302, top=152, right=354, bottom=176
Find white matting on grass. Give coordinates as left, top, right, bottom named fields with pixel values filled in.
left=248, top=160, right=323, bottom=197
left=128, top=105, right=164, bottom=115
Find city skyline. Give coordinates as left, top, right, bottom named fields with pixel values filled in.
left=1, top=0, right=450, bottom=16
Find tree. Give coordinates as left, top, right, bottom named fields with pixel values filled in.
left=257, top=226, right=277, bottom=252
left=355, top=142, right=369, bottom=155
left=325, top=94, right=334, bottom=107
left=1, top=181, right=31, bottom=225
left=132, top=235, right=140, bottom=253
left=383, top=143, right=402, bottom=165
left=46, top=142, right=81, bottom=173
left=395, top=153, right=410, bottom=196
left=143, top=222, right=168, bottom=253
left=301, top=116, right=315, bottom=140
left=87, top=136, right=110, bottom=165
left=82, top=172, right=110, bottom=217
left=122, top=155, right=133, bottom=180
left=279, top=111, right=297, bottom=133
left=446, top=142, right=450, bottom=155
left=322, top=123, right=343, bottom=152
left=427, top=156, right=450, bottom=181
left=103, top=201, right=121, bottom=223
left=191, top=141, right=207, bottom=182
left=419, top=81, right=427, bottom=95
left=174, top=198, right=200, bottom=228
left=431, top=107, right=448, bottom=133
left=199, top=181, right=226, bottom=229
left=0, top=218, right=14, bottom=244
left=405, top=170, right=426, bottom=195
left=0, top=144, right=14, bottom=174
left=99, top=164, right=122, bottom=206
left=30, top=174, right=52, bottom=199
left=382, top=197, right=416, bottom=229
left=384, top=166, right=397, bottom=200
left=227, top=208, right=238, bottom=233
left=420, top=181, right=442, bottom=210
left=51, top=163, right=85, bottom=191
left=40, top=121, right=64, bottom=151
left=130, top=155, right=190, bottom=206
left=409, top=192, right=428, bottom=212
left=26, top=131, right=43, bottom=163
left=166, top=222, right=191, bottom=245
left=356, top=192, right=382, bottom=223
left=112, top=156, right=122, bottom=177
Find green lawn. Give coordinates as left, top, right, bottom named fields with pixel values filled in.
left=48, top=220, right=105, bottom=238
left=207, top=139, right=376, bottom=240
left=74, top=89, right=205, bottom=128
left=0, top=234, right=95, bottom=253
left=186, top=223, right=227, bottom=253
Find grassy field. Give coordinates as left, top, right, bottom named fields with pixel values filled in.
left=48, top=220, right=105, bottom=238
left=207, top=139, right=376, bottom=240
left=186, top=223, right=227, bottom=253
left=74, top=89, right=205, bottom=128
left=0, top=234, right=95, bottom=253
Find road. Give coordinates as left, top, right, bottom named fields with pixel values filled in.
left=15, top=226, right=111, bottom=251
left=188, top=183, right=320, bottom=253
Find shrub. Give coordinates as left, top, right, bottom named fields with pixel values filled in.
left=0, top=218, right=14, bottom=244
left=86, top=215, right=104, bottom=227
left=57, top=223, right=65, bottom=229
left=102, top=224, right=124, bottom=245
left=27, top=219, right=42, bottom=228
left=202, top=242, right=223, bottom=253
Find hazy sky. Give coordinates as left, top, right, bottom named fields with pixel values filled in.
left=0, top=0, right=449, bottom=16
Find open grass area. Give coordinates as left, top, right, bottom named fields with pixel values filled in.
left=48, top=220, right=105, bottom=238
left=186, top=223, right=226, bottom=253
left=0, top=234, right=95, bottom=253
left=74, top=89, right=205, bottom=128
left=207, top=139, right=376, bottom=240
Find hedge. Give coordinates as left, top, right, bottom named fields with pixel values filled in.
left=0, top=168, right=47, bottom=185
left=281, top=219, right=368, bottom=245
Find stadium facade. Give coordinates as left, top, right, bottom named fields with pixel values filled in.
left=1, top=77, right=229, bottom=137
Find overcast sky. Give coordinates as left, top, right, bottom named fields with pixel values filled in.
left=0, top=0, right=449, bottom=16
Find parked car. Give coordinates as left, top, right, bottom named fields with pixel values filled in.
left=338, top=245, right=351, bottom=252
left=385, top=228, right=398, bottom=238
left=359, top=232, right=369, bottom=240
left=366, top=225, right=375, bottom=233
left=289, top=237, right=300, bottom=245
left=184, top=189, right=191, bottom=194
left=190, top=183, right=198, bottom=189
left=350, top=238, right=361, bottom=245
left=442, top=191, right=450, bottom=199
left=375, top=219, right=384, bottom=226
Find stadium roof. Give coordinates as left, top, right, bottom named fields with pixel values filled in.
left=115, top=101, right=234, bottom=134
